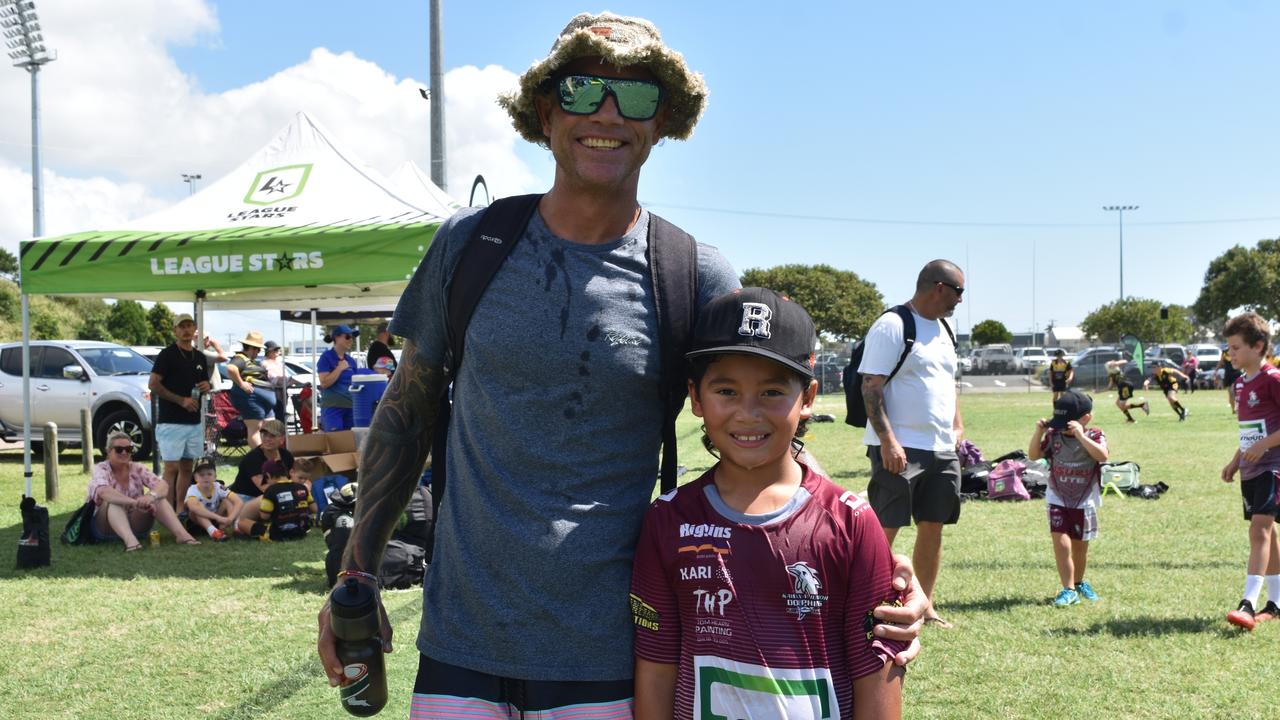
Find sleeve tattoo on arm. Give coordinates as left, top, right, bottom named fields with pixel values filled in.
left=863, top=376, right=892, bottom=439
left=342, top=339, right=445, bottom=576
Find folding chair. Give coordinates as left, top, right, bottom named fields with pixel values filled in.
left=206, top=390, right=249, bottom=461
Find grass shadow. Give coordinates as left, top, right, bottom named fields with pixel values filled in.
left=944, top=595, right=1042, bottom=613
left=950, top=559, right=1235, bottom=571
left=211, top=595, right=423, bottom=720
left=1, top=512, right=335, bottom=584
left=1050, top=616, right=1234, bottom=638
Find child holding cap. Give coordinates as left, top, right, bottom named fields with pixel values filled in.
left=630, top=287, right=906, bottom=720
left=1028, top=389, right=1110, bottom=607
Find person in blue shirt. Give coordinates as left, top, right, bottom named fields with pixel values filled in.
left=316, top=324, right=359, bottom=432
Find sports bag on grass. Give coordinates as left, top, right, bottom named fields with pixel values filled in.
left=17, top=496, right=50, bottom=569
left=1100, top=461, right=1141, bottom=492
left=960, top=461, right=993, bottom=495
left=988, top=460, right=1031, bottom=501
left=59, top=500, right=99, bottom=546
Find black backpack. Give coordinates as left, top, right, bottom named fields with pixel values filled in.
left=844, top=305, right=955, bottom=427
left=429, top=194, right=698, bottom=546
left=17, top=496, right=51, bottom=569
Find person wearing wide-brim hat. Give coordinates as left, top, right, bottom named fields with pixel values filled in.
left=317, top=11, right=925, bottom=707
left=226, top=330, right=278, bottom=447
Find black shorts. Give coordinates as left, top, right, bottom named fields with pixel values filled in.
left=1117, top=382, right=1134, bottom=401
left=1241, top=471, right=1280, bottom=520
left=1159, top=381, right=1178, bottom=394
left=1051, top=380, right=1067, bottom=392
left=867, top=446, right=961, bottom=527
left=411, top=654, right=633, bottom=719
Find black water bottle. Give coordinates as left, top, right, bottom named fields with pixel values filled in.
left=330, top=578, right=388, bottom=716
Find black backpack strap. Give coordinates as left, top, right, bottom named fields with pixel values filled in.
left=443, top=194, right=544, bottom=375
left=939, top=317, right=956, bottom=346
left=429, top=193, right=543, bottom=552
left=648, top=213, right=698, bottom=494
left=885, top=305, right=917, bottom=382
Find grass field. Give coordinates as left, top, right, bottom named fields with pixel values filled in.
left=0, top=387, right=1273, bottom=719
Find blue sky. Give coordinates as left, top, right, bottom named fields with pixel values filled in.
left=5, top=1, right=1279, bottom=344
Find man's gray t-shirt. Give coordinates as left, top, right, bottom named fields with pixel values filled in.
left=390, top=205, right=738, bottom=680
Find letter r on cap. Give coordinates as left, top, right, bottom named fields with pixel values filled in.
left=738, top=303, right=772, bottom=338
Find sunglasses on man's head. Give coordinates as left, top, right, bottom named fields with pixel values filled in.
left=110, top=445, right=134, bottom=454
left=555, top=75, right=663, bottom=121
left=937, top=281, right=965, bottom=298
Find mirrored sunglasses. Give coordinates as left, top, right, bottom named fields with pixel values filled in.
left=556, top=75, right=662, bottom=121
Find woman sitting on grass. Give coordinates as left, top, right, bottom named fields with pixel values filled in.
left=87, top=430, right=201, bottom=552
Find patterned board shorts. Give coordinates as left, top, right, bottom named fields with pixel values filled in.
left=1048, top=503, right=1098, bottom=541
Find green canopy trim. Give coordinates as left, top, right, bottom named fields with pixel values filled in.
left=20, top=221, right=437, bottom=295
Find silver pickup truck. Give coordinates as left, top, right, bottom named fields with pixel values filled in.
left=0, top=341, right=154, bottom=459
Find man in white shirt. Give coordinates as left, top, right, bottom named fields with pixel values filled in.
left=860, top=259, right=965, bottom=627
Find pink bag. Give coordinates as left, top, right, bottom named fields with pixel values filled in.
left=987, top=460, right=1031, bottom=501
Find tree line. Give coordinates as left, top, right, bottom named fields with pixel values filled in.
left=3, top=236, right=1274, bottom=349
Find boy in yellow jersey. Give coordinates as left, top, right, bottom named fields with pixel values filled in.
left=1223, top=348, right=1241, bottom=412
left=1144, top=364, right=1190, bottom=421
left=1048, top=350, right=1073, bottom=402
left=1105, top=360, right=1149, bottom=423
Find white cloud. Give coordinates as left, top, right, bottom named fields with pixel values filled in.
left=0, top=0, right=538, bottom=257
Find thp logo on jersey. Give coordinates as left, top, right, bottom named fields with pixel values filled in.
left=737, top=302, right=772, bottom=339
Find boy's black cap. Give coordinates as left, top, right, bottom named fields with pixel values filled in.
left=686, top=287, right=817, bottom=378
left=1049, top=389, right=1092, bottom=429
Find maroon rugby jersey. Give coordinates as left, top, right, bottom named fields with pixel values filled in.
left=631, top=464, right=904, bottom=720
left=1235, top=365, right=1280, bottom=478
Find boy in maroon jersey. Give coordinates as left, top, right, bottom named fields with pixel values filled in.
left=631, top=288, right=905, bottom=720
left=1221, top=312, right=1280, bottom=630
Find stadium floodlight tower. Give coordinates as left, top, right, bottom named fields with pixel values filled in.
left=2, top=0, right=54, bottom=499
left=182, top=173, right=202, bottom=196
left=1103, top=205, right=1138, bottom=301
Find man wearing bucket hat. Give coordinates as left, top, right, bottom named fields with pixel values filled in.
left=226, top=330, right=278, bottom=447
left=318, top=12, right=924, bottom=715
left=148, top=313, right=225, bottom=512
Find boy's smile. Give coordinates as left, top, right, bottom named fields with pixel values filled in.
left=689, top=354, right=816, bottom=474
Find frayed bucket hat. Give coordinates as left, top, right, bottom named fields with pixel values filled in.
left=499, top=11, right=708, bottom=146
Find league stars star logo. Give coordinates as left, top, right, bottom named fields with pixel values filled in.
left=276, top=253, right=295, bottom=271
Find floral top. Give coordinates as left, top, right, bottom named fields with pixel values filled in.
left=86, top=461, right=161, bottom=506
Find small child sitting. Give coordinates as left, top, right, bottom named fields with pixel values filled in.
left=183, top=461, right=241, bottom=542
left=255, top=459, right=317, bottom=541
left=1029, top=389, right=1110, bottom=607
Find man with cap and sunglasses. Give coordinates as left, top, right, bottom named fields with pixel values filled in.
left=317, top=13, right=924, bottom=717
left=148, top=313, right=225, bottom=512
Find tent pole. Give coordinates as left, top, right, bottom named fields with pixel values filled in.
left=195, top=292, right=206, bottom=459
left=21, top=293, right=32, bottom=498
left=311, top=309, right=319, bottom=432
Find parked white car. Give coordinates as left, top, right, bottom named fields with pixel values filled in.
left=1014, top=347, right=1050, bottom=374
left=0, top=341, right=155, bottom=459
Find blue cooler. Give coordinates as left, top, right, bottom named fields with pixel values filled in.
left=350, top=373, right=388, bottom=427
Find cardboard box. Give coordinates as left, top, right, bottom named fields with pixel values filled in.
left=287, top=430, right=359, bottom=483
